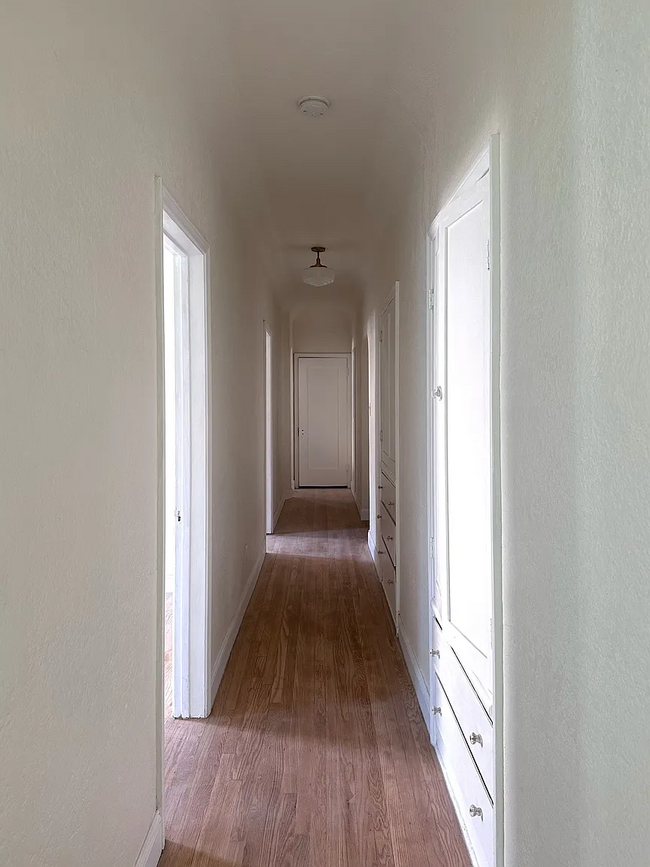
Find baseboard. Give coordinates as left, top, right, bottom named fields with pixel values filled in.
left=360, top=507, right=369, bottom=521
left=135, top=811, right=163, bottom=867
left=211, top=544, right=266, bottom=707
left=434, top=743, right=481, bottom=867
left=399, top=625, right=431, bottom=734
left=272, top=491, right=292, bottom=531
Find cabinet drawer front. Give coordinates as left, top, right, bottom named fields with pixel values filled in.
left=435, top=676, right=494, bottom=867
left=380, top=502, right=396, bottom=565
left=439, top=645, right=494, bottom=797
left=380, top=473, right=396, bottom=521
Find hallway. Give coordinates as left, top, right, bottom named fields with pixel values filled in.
left=161, top=490, right=470, bottom=867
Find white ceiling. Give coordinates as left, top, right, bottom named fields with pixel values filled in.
left=218, top=0, right=410, bottom=306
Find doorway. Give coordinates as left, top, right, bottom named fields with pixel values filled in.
left=158, top=180, right=211, bottom=751
left=264, top=323, right=273, bottom=534
left=295, top=354, right=351, bottom=488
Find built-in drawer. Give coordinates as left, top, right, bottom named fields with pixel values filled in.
left=439, top=646, right=494, bottom=798
left=380, top=473, right=396, bottom=522
left=380, top=502, right=396, bottom=565
left=435, top=675, right=494, bottom=867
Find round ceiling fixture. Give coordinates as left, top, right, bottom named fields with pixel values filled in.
left=302, top=247, right=335, bottom=287
left=298, top=96, right=331, bottom=118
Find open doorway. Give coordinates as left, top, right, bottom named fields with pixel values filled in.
left=265, top=323, right=273, bottom=534
left=158, top=181, right=211, bottom=744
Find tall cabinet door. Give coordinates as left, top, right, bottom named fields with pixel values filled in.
left=380, top=297, right=396, bottom=480
left=433, top=174, right=494, bottom=711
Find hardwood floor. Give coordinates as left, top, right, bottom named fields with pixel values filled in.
left=161, top=489, right=471, bottom=867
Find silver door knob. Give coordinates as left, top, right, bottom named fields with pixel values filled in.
left=432, top=706, right=442, bottom=715
left=469, top=805, right=483, bottom=820
left=377, top=515, right=382, bottom=520
left=430, top=649, right=440, bottom=658
left=386, top=535, right=394, bottom=541
left=388, top=501, right=395, bottom=506
left=387, top=578, right=394, bottom=585
left=469, top=732, right=483, bottom=747
left=433, top=386, right=443, bottom=400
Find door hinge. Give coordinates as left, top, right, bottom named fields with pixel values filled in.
left=487, top=239, right=490, bottom=272
left=430, top=536, right=435, bottom=560
left=379, top=330, right=383, bottom=343
left=175, top=510, right=181, bottom=523
left=428, top=289, right=435, bottom=310
left=379, top=429, right=383, bottom=442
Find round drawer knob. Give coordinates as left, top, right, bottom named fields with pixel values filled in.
left=387, top=578, right=394, bottom=585
left=469, top=732, right=484, bottom=747
left=469, top=805, right=483, bottom=820
left=386, top=535, right=394, bottom=541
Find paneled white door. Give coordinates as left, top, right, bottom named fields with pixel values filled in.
left=433, top=172, right=494, bottom=711
left=298, top=356, right=350, bottom=487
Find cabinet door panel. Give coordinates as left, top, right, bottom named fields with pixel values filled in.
left=435, top=177, right=493, bottom=707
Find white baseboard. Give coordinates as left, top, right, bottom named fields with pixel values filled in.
left=434, top=743, right=481, bottom=867
left=135, top=811, right=163, bottom=867
left=360, top=507, right=369, bottom=521
left=399, top=625, right=431, bottom=734
left=272, top=491, right=292, bottom=531
left=211, top=544, right=266, bottom=706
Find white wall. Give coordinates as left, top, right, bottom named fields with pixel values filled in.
left=292, top=304, right=353, bottom=353
left=366, top=0, right=650, bottom=864
left=0, top=3, right=272, bottom=864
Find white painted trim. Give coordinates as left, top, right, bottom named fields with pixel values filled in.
left=434, top=746, right=482, bottom=867
left=134, top=811, right=163, bottom=867
left=264, top=322, right=273, bottom=535
left=210, top=544, right=266, bottom=707
left=425, top=135, right=503, bottom=867
left=293, top=353, right=352, bottom=489
left=161, top=185, right=212, bottom=721
left=399, top=626, right=430, bottom=733
left=272, top=491, right=292, bottom=532
left=359, top=507, right=369, bottom=521
left=393, top=281, right=401, bottom=635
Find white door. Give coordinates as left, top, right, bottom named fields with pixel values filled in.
left=298, top=356, right=350, bottom=487
left=433, top=173, right=494, bottom=711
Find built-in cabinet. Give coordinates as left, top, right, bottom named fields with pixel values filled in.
left=428, top=141, right=501, bottom=867
left=377, top=293, right=398, bottom=622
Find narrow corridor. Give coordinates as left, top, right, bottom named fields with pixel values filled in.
left=161, top=490, right=470, bottom=867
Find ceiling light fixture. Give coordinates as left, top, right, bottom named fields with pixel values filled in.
left=298, top=96, right=331, bottom=117
left=302, top=247, right=335, bottom=287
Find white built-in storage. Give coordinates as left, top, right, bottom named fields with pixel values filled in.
left=377, top=292, right=398, bottom=623
left=427, top=140, right=502, bottom=867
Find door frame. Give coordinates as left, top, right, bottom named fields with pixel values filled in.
left=293, top=353, right=352, bottom=489
left=425, top=134, right=503, bottom=866
left=155, top=178, right=212, bottom=829
left=264, top=321, right=273, bottom=534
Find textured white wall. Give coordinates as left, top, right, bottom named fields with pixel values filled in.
left=0, top=3, right=272, bottom=864
left=368, top=0, right=650, bottom=864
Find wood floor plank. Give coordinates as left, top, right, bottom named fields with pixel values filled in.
left=161, top=489, right=471, bottom=867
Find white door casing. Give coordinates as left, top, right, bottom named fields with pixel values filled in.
left=427, top=137, right=503, bottom=867
left=297, top=355, right=350, bottom=487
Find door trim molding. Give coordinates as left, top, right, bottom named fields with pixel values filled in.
left=293, top=353, right=352, bottom=489
left=154, top=177, right=212, bottom=838
left=425, top=134, right=503, bottom=867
